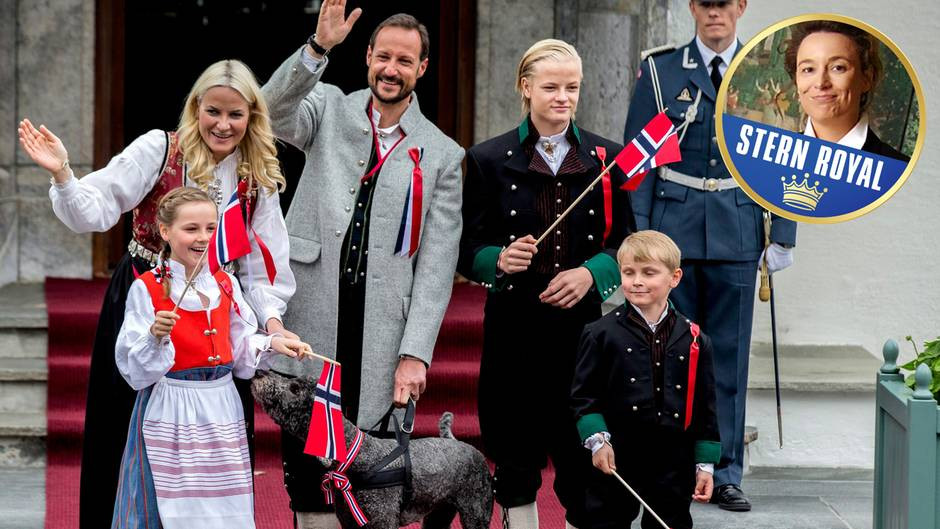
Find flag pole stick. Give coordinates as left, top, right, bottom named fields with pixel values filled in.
left=301, top=348, right=341, bottom=366
left=535, top=160, right=620, bottom=246
left=170, top=247, right=210, bottom=316
left=611, top=470, right=672, bottom=529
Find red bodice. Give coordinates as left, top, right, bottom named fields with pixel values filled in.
left=140, top=269, right=235, bottom=371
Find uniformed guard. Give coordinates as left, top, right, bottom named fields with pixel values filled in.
left=623, top=0, right=797, bottom=512
left=458, top=39, right=636, bottom=529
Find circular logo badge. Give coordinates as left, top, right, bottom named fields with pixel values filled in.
left=716, top=14, right=925, bottom=223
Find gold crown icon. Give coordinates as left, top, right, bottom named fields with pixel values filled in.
left=781, top=174, right=827, bottom=211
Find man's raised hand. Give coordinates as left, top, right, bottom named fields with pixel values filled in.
left=312, top=0, right=362, bottom=51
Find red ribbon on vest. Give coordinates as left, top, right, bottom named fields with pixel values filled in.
left=321, top=428, right=369, bottom=526
left=596, top=146, right=613, bottom=245
left=238, top=179, right=277, bottom=285
left=685, top=322, right=701, bottom=430
left=408, top=147, right=424, bottom=254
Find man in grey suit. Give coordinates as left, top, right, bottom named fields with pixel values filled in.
left=262, top=1, right=464, bottom=526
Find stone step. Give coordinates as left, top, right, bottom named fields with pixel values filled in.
left=0, top=329, right=46, bottom=360
left=0, top=412, right=45, bottom=467
left=748, top=344, right=880, bottom=392
left=0, top=359, right=46, bottom=414
left=0, top=283, right=46, bottom=331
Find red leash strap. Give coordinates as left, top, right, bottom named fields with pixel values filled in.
left=684, top=322, right=701, bottom=430
left=596, top=146, right=613, bottom=245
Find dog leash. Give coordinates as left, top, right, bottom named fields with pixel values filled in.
left=321, top=428, right=369, bottom=526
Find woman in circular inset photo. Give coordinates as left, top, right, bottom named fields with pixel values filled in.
left=723, top=16, right=919, bottom=163
left=784, top=20, right=909, bottom=161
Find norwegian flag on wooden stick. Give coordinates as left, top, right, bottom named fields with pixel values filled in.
left=304, top=363, right=348, bottom=462
left=208, top=190, right=251, bottom=274
left=616, top=111, right=682, bottom=191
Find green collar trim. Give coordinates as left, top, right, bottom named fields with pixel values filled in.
left=517, top=116, right=582, bottom=144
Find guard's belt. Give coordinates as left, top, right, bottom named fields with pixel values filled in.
left=660, top=167, right=740, bottom=192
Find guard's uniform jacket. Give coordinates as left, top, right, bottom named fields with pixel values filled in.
left=572, top=305, right=720, bottom=529
left=624, top=39, right=796, bottom=489
left=457, top=118, right=636, bottom=524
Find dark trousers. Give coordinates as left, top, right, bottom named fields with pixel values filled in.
left=583, top=429, right=695, bottom=529
left=479, top=279, right=599, bottom=526
left=669, top=259, right=756, bottom=488
left=281, top=275, right=366, bottom=513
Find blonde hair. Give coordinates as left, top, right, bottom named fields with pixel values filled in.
left=177, top=60, right=286, bottom=196
left=156, top=187, right=217, bottom=298
left=515, top=39, right=583, bottom=115
left=617, top=230, right=681, bottom=271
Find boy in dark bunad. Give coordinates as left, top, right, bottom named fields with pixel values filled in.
left=572, top=230, right=720, bottom=529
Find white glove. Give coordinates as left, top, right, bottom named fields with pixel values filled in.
left=759, top=243, right=794, bottom=274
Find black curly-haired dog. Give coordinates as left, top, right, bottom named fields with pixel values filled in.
left=251, top=370, right=493, bottom=529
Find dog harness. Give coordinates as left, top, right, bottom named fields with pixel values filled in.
left=320, top=400, right=417, bottom=525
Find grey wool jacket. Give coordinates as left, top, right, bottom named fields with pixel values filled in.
left=262, top=48, right=465, bottom=427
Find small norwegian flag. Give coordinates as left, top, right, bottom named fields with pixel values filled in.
left=615, top=111, right=682, bottom=191
left=208, top=190, right=251, bottom=274
left=304, top=363, right=348, bottom=462
left=394, top=147, right=424, bottom=257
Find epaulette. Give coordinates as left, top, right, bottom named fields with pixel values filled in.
left=640, top=43, right=677, bottom=61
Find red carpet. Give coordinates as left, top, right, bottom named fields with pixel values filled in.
left=45, top=279, right=565, bottom=528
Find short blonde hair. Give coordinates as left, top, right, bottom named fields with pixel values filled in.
left=617, top=230, right=681, bottom=271
left=177, top=59, right=286, bottom=196
left=515, top=38, right=583, bottom=115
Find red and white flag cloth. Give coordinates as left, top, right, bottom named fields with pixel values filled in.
left=303, top=363, right=348, bottom=463
left=394, top=147, right=424, bottom=257
left=615, top=111, right=682, bottom=191
left=208, top=190, right=251, bottom=275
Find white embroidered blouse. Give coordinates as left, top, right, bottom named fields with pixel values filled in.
left=48, top=129, right=295, bottom=325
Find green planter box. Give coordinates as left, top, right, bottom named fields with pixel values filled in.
left=874, top=339, right=939, bottom=529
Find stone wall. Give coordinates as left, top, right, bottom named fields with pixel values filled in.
left=0, top=0, right=95, bottom=287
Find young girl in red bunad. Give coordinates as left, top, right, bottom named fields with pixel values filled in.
left=111, top=187, right=309, bottom=529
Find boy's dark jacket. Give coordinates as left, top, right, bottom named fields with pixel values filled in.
left=572, top=305, right=721, bottom=463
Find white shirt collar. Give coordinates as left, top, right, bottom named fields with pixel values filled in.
left=370, top=107, right=402, bottom=137
left=695, top=35, right=737, bottom=75
left=629, top=302, right=670, bottom=332
left=535, top=124, right=572, bottom=175
left=803, top=114, right=869, bottom=150
left=370, top=107, right=404, bottom=157
left=215, top=147, right=240, bottom=173
left=167, top=259, right=215, bottom=301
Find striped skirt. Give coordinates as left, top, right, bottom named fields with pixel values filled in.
left=112, top=366, right=255, bottom=529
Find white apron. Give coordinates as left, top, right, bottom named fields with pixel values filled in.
left=142, top=373, right=255, bottom=529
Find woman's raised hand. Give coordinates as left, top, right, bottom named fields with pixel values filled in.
left=313, top=0, right=362, bottom=51
left=18, top=119, right=70, bottom=182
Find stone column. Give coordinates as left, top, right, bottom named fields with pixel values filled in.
left=4, top=0, right=96, bottom=286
